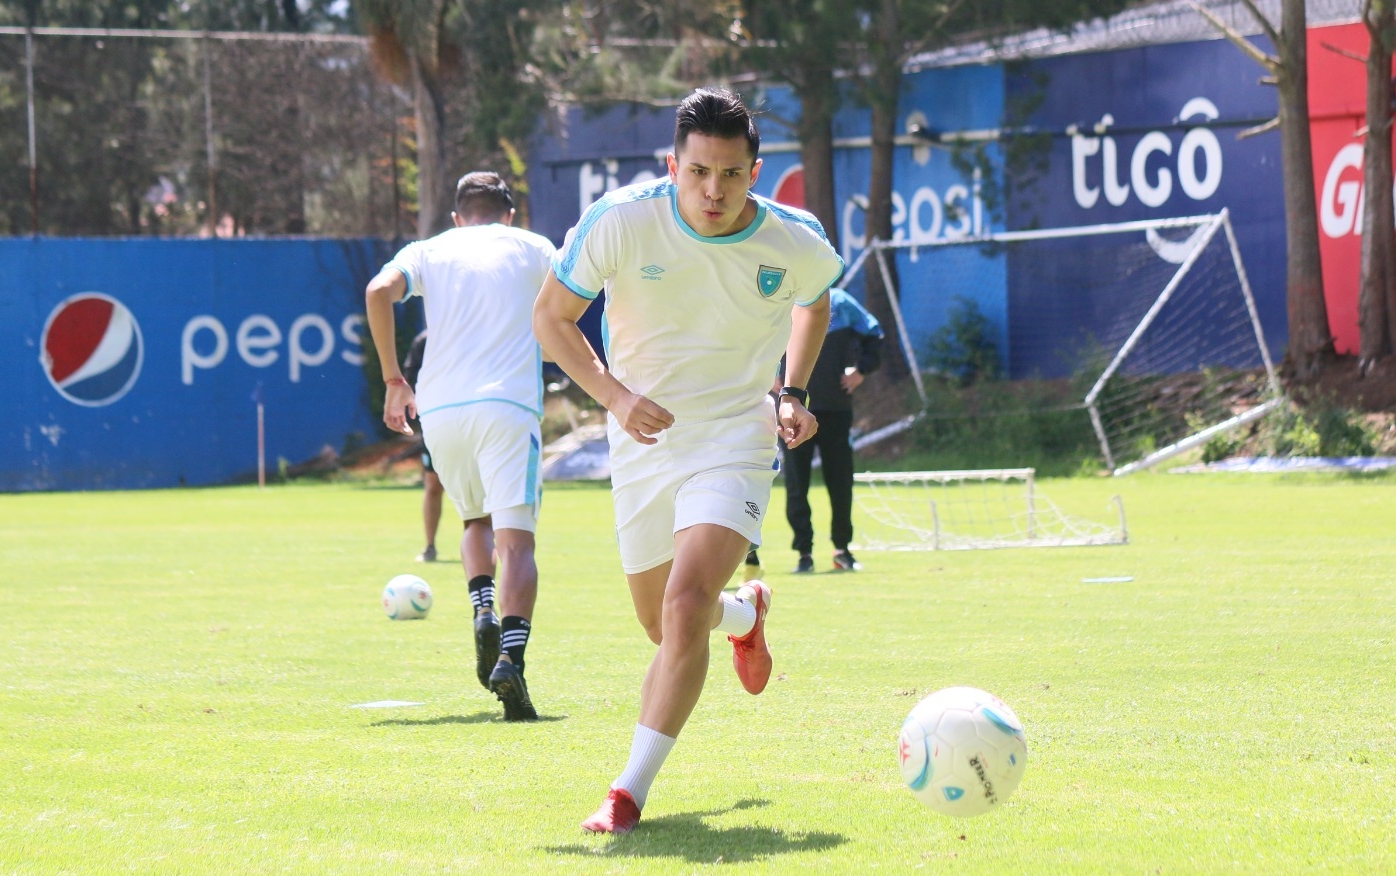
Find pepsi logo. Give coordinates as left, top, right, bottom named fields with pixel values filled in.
left=771, top=164, right=806, bottom=209
left=41, top=293, right=144, bottom=407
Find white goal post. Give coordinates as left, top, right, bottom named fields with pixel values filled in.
left=844, top=210, right=1284, bottom=475
left=852, top=468, right=1127, bottom=551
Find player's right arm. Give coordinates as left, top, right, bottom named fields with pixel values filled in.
left=365, top=265, right=415, bottom=436
left=532, top=271, right=673, bottom=445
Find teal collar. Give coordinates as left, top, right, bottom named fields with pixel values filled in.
left=670, top=195, right=765, bottom=244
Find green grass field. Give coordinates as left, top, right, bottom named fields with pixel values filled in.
left=2, top=473, right=1394, bottom=874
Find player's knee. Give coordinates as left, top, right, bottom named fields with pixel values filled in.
left=638, top=615, right=663, bottom=645
left=660, top=589, right=713, bottom=646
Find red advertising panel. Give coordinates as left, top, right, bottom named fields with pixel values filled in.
left=1309, top=21, right=1378, bottom=355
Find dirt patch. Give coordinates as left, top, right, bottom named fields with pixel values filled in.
left=330, top=356, right=1396, bottom=480
left=1287, top=354, right=1396, bottom=413
left=335, top=435, right=424, bottom=480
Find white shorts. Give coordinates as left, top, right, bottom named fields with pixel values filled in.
left=609, top=400, right=780, bottom=574
left=421, top=401, right=542, bottom=532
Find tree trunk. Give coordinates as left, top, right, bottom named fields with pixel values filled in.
left=862, top=0, right=907, bottom=378
left=1361, top=2, right=1396, bottom=366
left=411, top=52, right=448, bottom=239
left=1278, top=0, right=1333, bottom=377
left=794, top=69, right=839, bottom=251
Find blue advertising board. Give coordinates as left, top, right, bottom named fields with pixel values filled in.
left=526, top=70, right=1009, bottom=371
left=528, top=102, right=676, bottom=355
left=1003, top=37, right=1286, bottom=378
left=529, top=102, right=672, bottom=246
left=824, top=65, right=1009, bottom=369
left=2, top=238, right=386, bottom=491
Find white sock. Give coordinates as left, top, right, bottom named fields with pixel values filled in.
left=714, top=591, right=756, bottom=637
left=613, top=724, right=676, bottom=810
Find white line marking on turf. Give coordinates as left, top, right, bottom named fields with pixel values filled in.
left=1082, top=576, right=1134, bottom=583
left=350, top=700, right=425, bottom=708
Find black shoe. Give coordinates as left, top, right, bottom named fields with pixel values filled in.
left=474, top=611, right=501, bottom=690
left=488, top=660, right=538, bottom=721
left=794, top=553, right=814, bottom=574
left=832, top=549, right=862, bottom=571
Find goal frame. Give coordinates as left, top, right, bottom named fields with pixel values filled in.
left=851, top=467, right=1127, bottom=552
left=844, top=209, right=1284, bottom=475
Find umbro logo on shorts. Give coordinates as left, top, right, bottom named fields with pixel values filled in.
left=744, top=501, right=761, bottom=520
left=640, top=264, right=665, bottom=281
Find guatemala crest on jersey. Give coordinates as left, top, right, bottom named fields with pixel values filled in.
left=757, top=265, right=787, bottom=298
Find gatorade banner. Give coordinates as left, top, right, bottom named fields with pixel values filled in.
left=1308, top=21, right=1375, bottom=356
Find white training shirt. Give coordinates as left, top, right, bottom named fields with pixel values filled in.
left=388, top=223, right=556, bottom=417
left=553, top=178, right=844, bottom=424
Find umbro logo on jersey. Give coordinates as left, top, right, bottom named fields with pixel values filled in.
left=640, top=264, right=665, bottom=281
left=744, top=501, right=761, bottom=519
left=757, top=265, right=786, bottom=297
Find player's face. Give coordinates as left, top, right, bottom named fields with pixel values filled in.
left=667, top=133, right=762, bottom=237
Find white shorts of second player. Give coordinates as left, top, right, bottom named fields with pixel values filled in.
left=608, top=399, right=780, bottom=574
left=421, top=401, right=542, bottom=532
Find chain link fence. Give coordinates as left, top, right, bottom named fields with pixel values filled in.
left=0, top=28, right=414, bottom=238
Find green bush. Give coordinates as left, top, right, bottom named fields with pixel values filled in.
left=1259, top=404, right=1377, bottom=457
left=904, top=377, right=1099, bottom=476
left=924, top=297, right=999, bottom=386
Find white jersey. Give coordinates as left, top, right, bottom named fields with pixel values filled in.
left=388, top=223, right=556, bottom=417
left=553, top=178, right=843, bottom=425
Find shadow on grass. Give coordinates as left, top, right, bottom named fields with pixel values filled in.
left=545, top=798, right=846, bottom=864
left=371, top=711, right=568, bottom=727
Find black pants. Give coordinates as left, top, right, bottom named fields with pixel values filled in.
left=783, top=408, right=855, bottom=555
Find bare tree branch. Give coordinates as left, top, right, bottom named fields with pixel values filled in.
left=1321, top=40, right=1368, bottom=64
left=1238, top=116, right=1281, bottom=139
left=900, top=0, right=973, bottom=63
left=1189, top=1, right=1279, bottom=71
left=1235, top=0, right=1283, bottom=49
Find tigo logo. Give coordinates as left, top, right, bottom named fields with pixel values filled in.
left=40, top=293, right=144, bottom=407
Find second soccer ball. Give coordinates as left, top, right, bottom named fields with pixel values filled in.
left=382, top=574, right=433, bottom=620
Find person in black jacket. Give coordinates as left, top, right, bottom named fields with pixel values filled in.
left=401, top=328, right=445, bottom=563
left=782, top=287, right=883, bottom=573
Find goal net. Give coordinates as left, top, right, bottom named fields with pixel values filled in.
left=847, top=210, right=1283, bottom=475
left=852, top=468, right=1126, bottom=551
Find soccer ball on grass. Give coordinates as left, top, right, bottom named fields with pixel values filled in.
left=382, top=574, right=432, bottom=620
left=898, top=686, right=1027, bottom=817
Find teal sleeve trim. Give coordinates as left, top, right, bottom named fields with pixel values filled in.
left=391, top=264, right=414, bottom=299
left=553, top=269, right=600, bottom=301
left=795, top=285, right=832, bottom=308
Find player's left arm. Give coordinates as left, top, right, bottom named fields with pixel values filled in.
left=365, top=266, right=416, bottom=436
left=780, top=290, right=831, bottom=448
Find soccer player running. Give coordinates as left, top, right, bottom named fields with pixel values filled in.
left=366, top=171, right=556, bottom=721
left=533, top=87, right=843, bottom=833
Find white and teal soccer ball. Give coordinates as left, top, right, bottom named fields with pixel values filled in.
left=381, top=574, right=432, bottom=620
left=898, top=686, right=1027, bottom=817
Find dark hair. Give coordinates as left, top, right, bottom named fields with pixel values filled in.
left=454, top=171, right=513, bottom=219
left=674, top=87, right=759, bottom=160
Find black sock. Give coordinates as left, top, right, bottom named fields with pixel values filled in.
left=746, top=549, right=760, bottom=566
left=501, top=616, right=531, bottom=671
left=468, top=575, right=495, bottom=613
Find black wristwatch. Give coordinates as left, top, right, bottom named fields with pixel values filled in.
left=779, top=385, right=810, bottom=407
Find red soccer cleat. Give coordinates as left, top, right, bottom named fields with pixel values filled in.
left=728, top=580, right=772, bottom=694
left=581, top=788, right=641, bottom=834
